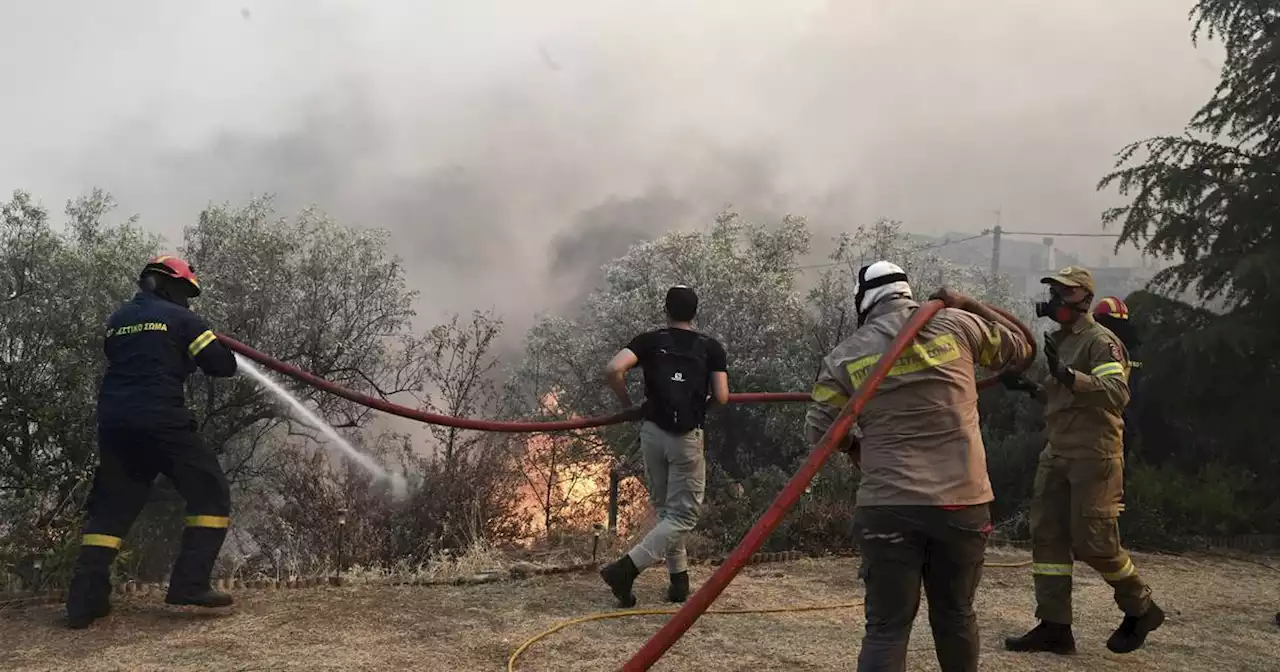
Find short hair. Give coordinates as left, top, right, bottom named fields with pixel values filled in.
left=665, top=285, right=698, bottom=322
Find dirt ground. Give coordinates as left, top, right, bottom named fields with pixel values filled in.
left=1, top=550, right=1277, bottom=671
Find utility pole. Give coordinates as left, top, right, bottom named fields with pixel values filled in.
left=990, top=210, right=1003, bottom=288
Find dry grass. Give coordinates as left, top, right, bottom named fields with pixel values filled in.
left=1, top=550, right=1277, bottom=671
left=341, top=538, right=515, bottom=586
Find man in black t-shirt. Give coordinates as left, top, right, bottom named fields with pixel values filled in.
left=599, top=285, right=729, bottom=607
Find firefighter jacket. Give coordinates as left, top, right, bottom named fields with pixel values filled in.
left=97, top=290, right=237, bottom=427
left=804, top=297, right=1032, bottom=507
left=1037, top=314, right=1130, bottom=458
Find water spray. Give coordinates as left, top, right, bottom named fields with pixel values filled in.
left=234, top=353, right=409, bottom=499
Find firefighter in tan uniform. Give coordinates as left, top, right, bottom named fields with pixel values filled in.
left=806, top=261, right=1033, bottom=672
left=1005, top=267, right=1165, bottom=655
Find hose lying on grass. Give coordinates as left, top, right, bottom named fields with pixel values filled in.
left=507, top=557, right=1033, bottom=671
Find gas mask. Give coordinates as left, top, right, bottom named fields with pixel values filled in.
left=1035, top=290, right=1087, bottom=324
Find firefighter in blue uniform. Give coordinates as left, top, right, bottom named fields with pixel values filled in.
left=66, top=255, right=238, bottom=629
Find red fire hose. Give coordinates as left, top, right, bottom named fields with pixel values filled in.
left=216, top=335, right=811, bottom=432
left=620, top=298, right=982, bottom=671
left=215, top=304, right=1030, bottom=434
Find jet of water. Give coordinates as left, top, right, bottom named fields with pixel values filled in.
left=234, top=353, right=409, bottom=499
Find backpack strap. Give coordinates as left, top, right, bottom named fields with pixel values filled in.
left=691, top=334, right=711, bottom=381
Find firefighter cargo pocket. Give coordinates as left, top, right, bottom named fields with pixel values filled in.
left=1070, top=457, right=1124, bottom=510
left=1077, top=504, right=1122, bottom=558
left=1070, top=456, right=1125, bottom=559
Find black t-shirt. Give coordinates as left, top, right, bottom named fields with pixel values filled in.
left=626, top=327, right=728, bottom=424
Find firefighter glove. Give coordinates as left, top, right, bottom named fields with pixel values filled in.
left=1042, top=334, right=1075, bottom=390
left=999, top=371, right=1041, bottom=397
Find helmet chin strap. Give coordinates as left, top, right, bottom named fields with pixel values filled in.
left=140, top=272, right=192, bottom=308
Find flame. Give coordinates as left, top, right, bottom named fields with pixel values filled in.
left=512, top=390, right=622, bottom=539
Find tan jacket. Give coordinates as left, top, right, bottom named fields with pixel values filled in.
left=1039, top=314, right=1130, bottom=458
left=804, top=297, right=1032, bottom=507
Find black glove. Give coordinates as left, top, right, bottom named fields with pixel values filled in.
left=999, top=371, right=1039, bottom=395
left=1042, top=333, right=1075, bottom=390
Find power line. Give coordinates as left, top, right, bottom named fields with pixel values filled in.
left=792, top=231, right=992, bottom=271
left=919, top=231, right=991, bottom=250
left=1001, top=230, right=1121, bottom=238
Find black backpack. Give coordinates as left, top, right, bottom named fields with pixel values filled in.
left=644, top=329, right=711, bottom=433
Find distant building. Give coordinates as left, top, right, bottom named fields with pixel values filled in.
left=919, top=231, right=1155, bottom=300
left=1023, top=237, right=1154, bottom=300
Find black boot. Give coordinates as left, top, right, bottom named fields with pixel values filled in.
left=1106, top=602, right=1165, bottom=654
left=599, top=555, right=639, bottom=608
left=667, top=571, right=690, bottom=603
left=165, top=525, right=233, bottom=608
left=66, top=546, right=116, bottom=630
left=1004, top=621, right=1077, bottom=655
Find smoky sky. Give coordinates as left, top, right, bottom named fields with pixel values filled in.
left=1, top=0, right=1222, bottom=331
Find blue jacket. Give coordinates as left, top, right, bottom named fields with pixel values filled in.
left=97, top=290, right=237, bottom=427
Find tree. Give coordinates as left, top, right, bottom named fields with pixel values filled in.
left=180, top=197, right=434, bottom=485
left=1098, top=1, right=1279, bottom=349
left=0, top=189, right=159, bottom=586
left=1095, top=0, right=1279, bottom=536
left=178, top=198, right=545, bottom=571
left=1098, top=2, right=1279, bottom=420
left=418, top=311, right=503, bottom=471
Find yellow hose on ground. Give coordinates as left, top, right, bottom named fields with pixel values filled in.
left=507, top=558, right=1032, bottom=671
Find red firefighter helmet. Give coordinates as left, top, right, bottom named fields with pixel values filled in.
left=1094, top=296, right=1129, bottom=320
left=142, top=255, right=201, bottom=296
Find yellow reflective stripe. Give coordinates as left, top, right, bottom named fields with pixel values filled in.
left=978, top=327, right=1002, bottom=368
left=846, top=333, right=963, bottom=388
left=188, top=330, right=217, bottom=357
left=1032, top=562, right=1073, bottom=576
left=1091, top=362, right=1125, bottom=378
left=1130, top=361, right=1143, bottom=369
left=82, top=534, right=123, bottom=549
left=185, top=515, right=230, bottom=529
left=811, top=383, right=850, bottom=407
left=1102, top=558, right=1137, bottom=582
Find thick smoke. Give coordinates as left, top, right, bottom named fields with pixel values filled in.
left=0, top=0, right=1223, bottom=329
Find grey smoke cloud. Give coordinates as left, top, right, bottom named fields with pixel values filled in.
left=0, top=0, right=1222, bottom=331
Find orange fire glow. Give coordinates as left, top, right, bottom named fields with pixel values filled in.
left=512, top=391, right=610, bottom=538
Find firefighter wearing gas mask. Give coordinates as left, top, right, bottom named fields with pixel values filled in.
left=1004, top=267, right=1165, bottom=656
left=65, top=255, right=238, bottom=629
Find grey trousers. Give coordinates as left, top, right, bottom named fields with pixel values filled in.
left=626, top=421, right=706, bottom=574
